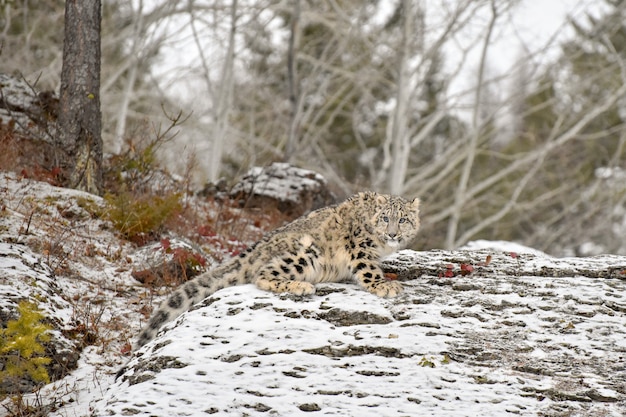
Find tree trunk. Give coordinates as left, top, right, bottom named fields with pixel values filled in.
left=207, top=0, right=237, bottom=183
left=57, top=0, right=103, bottom=195
left=445, top=0, right=498, bottom=249
left=285, top=0, right=301, bottom=162
left=387, top=0, right=412, bottom=195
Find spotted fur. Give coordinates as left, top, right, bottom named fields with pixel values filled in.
left=136, top=191, right=420, bottom=347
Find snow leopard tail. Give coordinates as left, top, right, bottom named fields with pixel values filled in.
left=135, top=256, right=250, bottom=348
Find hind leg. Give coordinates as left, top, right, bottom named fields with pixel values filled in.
left=255, top=264, right=316, bottom=295
left=255, top=251, right=317, bottom=295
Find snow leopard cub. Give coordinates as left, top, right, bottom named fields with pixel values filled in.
left=136, top=191, right=420, bottom=347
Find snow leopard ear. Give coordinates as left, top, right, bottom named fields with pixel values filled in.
left=356, top=191, right=384, bottom=203
left=376, top=194, right=388, bottom=204
left=411, top=197, right=420, bottom=210
left=356, top=191, right=370, bottom=200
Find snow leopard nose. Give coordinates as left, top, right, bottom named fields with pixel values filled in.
left=387, top=223, right=398, bottom=238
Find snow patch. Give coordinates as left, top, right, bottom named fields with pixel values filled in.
left=230, top=162, right=329, bottom=203
left=460, top=239, right=549, bottom=256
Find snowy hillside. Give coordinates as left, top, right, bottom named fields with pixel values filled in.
left=0, top=172, right=624, bottom=417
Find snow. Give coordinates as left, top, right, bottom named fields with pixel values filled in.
left=0, top=74, right=46, bottom=135
left=0, top=172, right=625, bottom=416
left=230, top=162, right=328, bottom=203
left=0, top=172, right=146, bottom=415
left=459, top=239, right=549, bottom=256
left=0, top=242, right=73, bottom=327
left=96, top=252, right=626, bottom=416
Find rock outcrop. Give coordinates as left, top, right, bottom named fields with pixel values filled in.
left=230, top=163, right=336, bottom=218
left=96, top=249, right=626, bottom=417
left=0, top=74, right=60, bottom=180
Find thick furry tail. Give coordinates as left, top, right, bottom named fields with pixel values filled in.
left=135, top=267, right=229, bottom=347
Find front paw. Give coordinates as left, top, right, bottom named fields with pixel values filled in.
left=368, top=280, right=403, bottom=298
left=285, top=281, right=316, bottom=296
left=256, top=278, right=316, bottom=296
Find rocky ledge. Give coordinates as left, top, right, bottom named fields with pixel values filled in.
left=95, top=249, right=626, bottom=417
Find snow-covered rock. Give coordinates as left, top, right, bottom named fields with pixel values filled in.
left=230, top=163, right=335, bottom=218
left=0, top=73, right=57, bottom=139
left=95, top=249, right=626, bottom=417
left=0, top=172, right=140, bottom=401
left=0, top=242, right=80, bottom=393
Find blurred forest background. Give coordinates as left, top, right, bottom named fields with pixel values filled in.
left=1, top=0, right=626, bottom=256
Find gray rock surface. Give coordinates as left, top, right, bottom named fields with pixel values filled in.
left=230, top=163, right=335, bottom=218
left=0, top=73, right=57, bottom=139
left=96, top=249, right=626, bottom=417
left=0, top=242, right=80, bottom=393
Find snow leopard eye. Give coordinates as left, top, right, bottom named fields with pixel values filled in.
left=399, top=217, right=406, bottom=224
left=382, top=216, right=389, bottom=223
